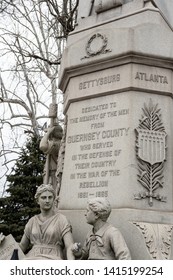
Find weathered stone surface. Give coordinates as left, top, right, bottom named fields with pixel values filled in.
left=60, top=92, right=173, bottom=212
left=154, top=0, right=173, bottom=28
left=58, top=0, right=173, bottom=259
left=94, top=0, right=123, bottom=14
left=0, top=234, right=25, bottom=260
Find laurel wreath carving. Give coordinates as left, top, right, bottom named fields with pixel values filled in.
left=81, top=33, right=111, bottom=60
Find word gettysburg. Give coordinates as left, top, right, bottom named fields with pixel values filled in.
left=79, top=74, right=120, bottom=90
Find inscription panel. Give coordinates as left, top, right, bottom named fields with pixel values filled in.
left=64, top=65, right=172, bottom=113
left=132, top=64, right=172, bottom=92
left=64, top=65, right=130, bottom=111
left=60, top=91, right=173, bottom=210
left=60, top=94, right=132, bottom=209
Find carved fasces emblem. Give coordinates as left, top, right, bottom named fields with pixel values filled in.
left=132, top=222, right=173, bottom=260
left=81, top=33, right=111, bottom=60
left=135, top=99, right=167, bottom=206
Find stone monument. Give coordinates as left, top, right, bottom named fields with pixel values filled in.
left=0, top=234, right=25, bottom=260
left=58, top=0, right=173, bottom=259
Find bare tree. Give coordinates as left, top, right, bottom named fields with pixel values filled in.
left=44, top=0, right=79, bottom=38
left=0, top=0, right=79, bottom=196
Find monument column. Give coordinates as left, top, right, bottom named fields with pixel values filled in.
left=58, top=0, right=173, bottom=259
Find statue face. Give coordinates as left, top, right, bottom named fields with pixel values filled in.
left=85, top=207, right=97, bottom=225
left=37, top=190, right=54, bottom=210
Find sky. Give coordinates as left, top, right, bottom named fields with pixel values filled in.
left=0, top=1, right=64, bottom=197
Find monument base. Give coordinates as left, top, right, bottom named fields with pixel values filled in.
left=60, top=209, right=173, bottom=260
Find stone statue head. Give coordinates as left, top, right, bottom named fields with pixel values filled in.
left=35, top=184, right=56, bottom=201
left=51, top=124, right=63, bottom=140
left=88, top=197, right=111, bottom=222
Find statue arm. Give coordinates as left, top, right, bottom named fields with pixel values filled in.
left=110, top=229, right=131, bottom=260
left=63, top=231, right=75, bottom=260
left=19, top=233, right=30, bottom=253
left=0, top=232, right=5, bottom=244
left=39, top=127, right=55, bottom=153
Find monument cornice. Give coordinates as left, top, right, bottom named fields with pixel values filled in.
left=59, top=52, right=173, bottom=93
left=63, top=87, right=173, bottom=115
left=72, top=7, right=173, bottom=36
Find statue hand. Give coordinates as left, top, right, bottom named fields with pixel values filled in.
left=71, top=243, right=82, bottom=257
left=0, top=232, right=5, bottom=244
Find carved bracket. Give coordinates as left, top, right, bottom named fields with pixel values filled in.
left=132, top=222, right=173, bottom=260
left=134, top=99, right=167, bottom=206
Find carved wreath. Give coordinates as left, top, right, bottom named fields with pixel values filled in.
left=81, top=33, right=111, bottom=59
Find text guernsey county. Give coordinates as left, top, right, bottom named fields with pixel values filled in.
left=67, top=128, right=129, bottom=143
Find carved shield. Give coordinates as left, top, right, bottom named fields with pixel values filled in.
left=137, top=129, right=166, bottom=165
